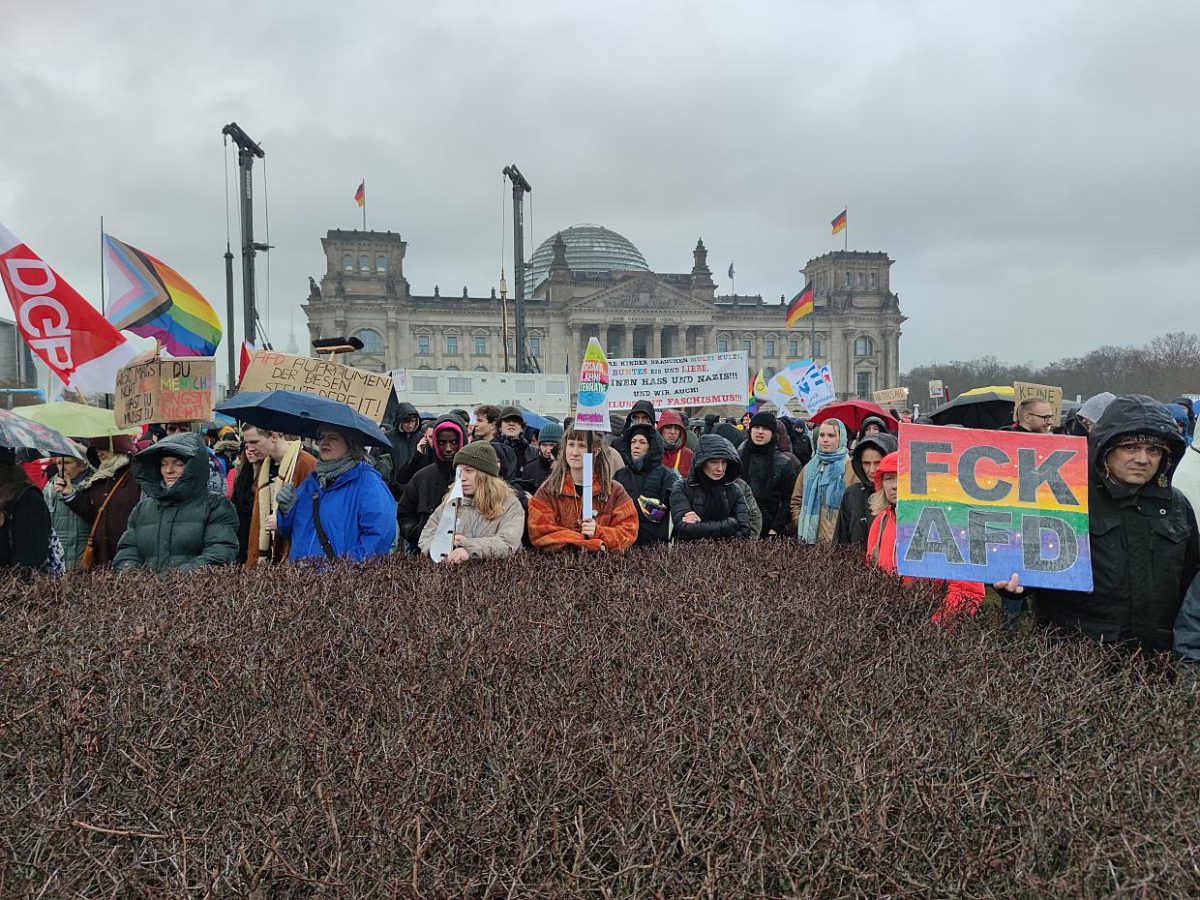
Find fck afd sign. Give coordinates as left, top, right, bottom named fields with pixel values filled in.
left=0, top=223, right=139, bottom=393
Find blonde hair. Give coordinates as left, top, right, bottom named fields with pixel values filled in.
left=545, top=426, right=613, bottom=503
left=463, top=467, right=514, bottom=521
left=868, top=473, right=898, bottom=516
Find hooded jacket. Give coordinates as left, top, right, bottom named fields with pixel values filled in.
left=738, top=428, right=799, bottom=537
left=864, top=453, right=984, bottom=625
left=658, top=410, right=694, bottom=478
left=670, top=435, right=751, bottom=540
left=613, top=424, right=680, bottom=544
left=834, top=433, right=899, bottom=547
left=377, top=402, right=425, bottom=497
left=497, top=431, right=541, bottom=494
left=65, top=450, right=141, bottom=569
left=113, top=434, right=239, bottom=572
left=396, top=414, right=466, bottom=549
left=278, top=456, right=397, bottom=562
left=1024, top=395, right=1198, bottom=652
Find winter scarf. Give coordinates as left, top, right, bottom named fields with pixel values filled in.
left=797, top=419, right=849, bottom=543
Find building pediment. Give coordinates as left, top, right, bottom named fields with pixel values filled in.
left=567, top=274, right=714, bottom=320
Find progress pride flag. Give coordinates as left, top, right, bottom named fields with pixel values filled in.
left=1, top=222, right=140, bottom=393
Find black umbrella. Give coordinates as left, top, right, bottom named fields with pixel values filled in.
left=215, top=390, right=391, bottom=448
left=927, top=391, right=1015, bottom=430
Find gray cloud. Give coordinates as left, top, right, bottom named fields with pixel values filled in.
left=3, top=0, right=1197, bottom=371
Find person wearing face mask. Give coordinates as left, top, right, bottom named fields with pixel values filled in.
left=670, top=434, right=752, bottom=541
left=834, top=431, right=899, bottom=547
left=613, top=422, right=679, bottom=545
left=528, top=426, right=638, bottom=553
left=268, top=425, right=396, bottom=562
left=395, top=414, right=467, bottom=552
left=791, top=419, right=857, bottom=544
left=997, top=396, right=1197, bottom=654
left=418, top=442, right=525, bottom=563
left=113, top=433, right=239, bottom=572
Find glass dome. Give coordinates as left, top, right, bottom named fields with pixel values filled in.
left=526, top=224, right=649, bottom=294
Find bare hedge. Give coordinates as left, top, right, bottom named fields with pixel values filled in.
left=2, top=542, right=1199, bottom=896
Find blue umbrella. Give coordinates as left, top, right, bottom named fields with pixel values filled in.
left=519, top=407, right=549, bottom=431
left=215, top=390, right=392, bottom=448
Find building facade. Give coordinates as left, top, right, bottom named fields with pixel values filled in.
left=302, top=225, right=905, bottom=401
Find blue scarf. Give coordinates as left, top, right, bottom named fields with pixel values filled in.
left=797, top=420, right=849, bottom=543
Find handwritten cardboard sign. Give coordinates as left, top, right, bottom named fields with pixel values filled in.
left=896, top=424, right=1092, bottom=591
left=874, top=387, right=909, bottom=408
left=1014, top=381, right=1064, bottom=426
left=114, top=357, right=216, bottom=429
left=239, top=352, right=393, bottom=423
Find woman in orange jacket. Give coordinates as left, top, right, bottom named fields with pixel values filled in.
left=866, top=452, right=984, bottom=626
left=528, top=426, right=639, bottom=553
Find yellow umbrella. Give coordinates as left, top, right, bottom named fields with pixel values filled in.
left=14, top=401, right=138, bottom=440
left=958, top=385, right=1015, bottom=399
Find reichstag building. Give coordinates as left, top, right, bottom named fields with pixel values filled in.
left=302, top=224, right=905, bottom=398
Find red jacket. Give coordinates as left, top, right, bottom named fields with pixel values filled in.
left=866, top=453, right=983, bottom=626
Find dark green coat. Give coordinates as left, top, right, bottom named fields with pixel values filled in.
left=114, top=434, right=239, bottom=572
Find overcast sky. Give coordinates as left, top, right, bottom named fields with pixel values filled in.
left=3, top=1, right=1197, bottom=371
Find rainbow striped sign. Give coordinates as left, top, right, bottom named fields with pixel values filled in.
left=896, top=425, right=1092, bottom=591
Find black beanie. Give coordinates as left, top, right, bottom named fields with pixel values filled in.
left=749, top=411, right=778, bottom=431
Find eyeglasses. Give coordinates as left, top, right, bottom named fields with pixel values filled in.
left=1025, top=413, right=1055, bottom=422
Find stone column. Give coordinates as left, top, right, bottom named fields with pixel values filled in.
left=433, top=327, right=444, bottom=369
left=651, top=326, right=662, bottom=359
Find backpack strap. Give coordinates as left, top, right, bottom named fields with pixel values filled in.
left=311, top=490, right=338, bottom=560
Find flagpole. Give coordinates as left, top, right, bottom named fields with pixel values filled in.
left=843, top=204, right=848, bottom=251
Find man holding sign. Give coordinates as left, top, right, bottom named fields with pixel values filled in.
left=995, top=395, right=1197, bottom=654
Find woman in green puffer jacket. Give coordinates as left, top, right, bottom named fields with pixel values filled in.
left=114, top=433, right=239, bottom=572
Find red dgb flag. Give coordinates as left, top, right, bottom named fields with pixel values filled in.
left=0, top=222, right=140, bottom=392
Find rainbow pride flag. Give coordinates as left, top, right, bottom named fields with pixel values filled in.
left=104, top=235, right=222, bottom=357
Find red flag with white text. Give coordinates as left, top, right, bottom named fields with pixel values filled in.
left=1, top=223, right=141, bottom=393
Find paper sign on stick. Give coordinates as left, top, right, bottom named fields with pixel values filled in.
left=1014, top=381, right=1064, bottom=426
left=895, top=424, right=1092, bottom=591
left=874, top=387, right=909, bottom=408
left=239, top=351, right=394, bottom=423
left=574, top=338, right=610, bottom=432
left=114, top=356, right=216, bottom=428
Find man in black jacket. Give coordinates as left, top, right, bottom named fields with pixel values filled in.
left=999, top=395, right=1198, bottom=653
left=376, top=402, right=424, bottom=499
left=833, top=432, right=898, bottom=547
left=613, top=422, right=679, bottom=544
left=497, top=406, right=541, bottom=495
left=670, top=434, right=752, bottom=541
left=395, top=414, right=465, bottom=552
left=737, top=410, right=799, bottom=538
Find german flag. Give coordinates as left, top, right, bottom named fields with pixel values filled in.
left=786, top=283, right=814, bottom=328
left=354, top=181, right=365, bottom=208
left=831, top=209, right=847, bottom=235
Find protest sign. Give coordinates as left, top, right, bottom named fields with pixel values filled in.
left=874, top=387, right=909, bottom=408
left=766, top=371, right=797, bottom=411
left=607, top=352, right=748, bottom=410
left=895, top=424, right=1092, bottom=591
left=240, top=352, right=394, bottom=423
left=114, top=356, right=216, bottom=429
left=928, top=379, right=943, bottom=399
left=1014, top=381, right=1065, bottom=426
left=574, top=338, right=610, bottom=431
left=792, top=363, right=837, bottom=414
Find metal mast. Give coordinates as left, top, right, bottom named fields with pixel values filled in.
left=502, top=164, right=531, bottom=373
left=221, top=122, right=268, bottom=354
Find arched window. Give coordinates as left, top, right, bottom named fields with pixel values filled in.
left=376, top=255, right=387, bottom=273
left=473, top=365, right=488, bottom=372
left=855, top=336, right=874, bottom=357
left=353, top=329, right=383, bottom=353
left=359, top=254, right=370, bottom=272
left=342, top=254, right=353, bottom=272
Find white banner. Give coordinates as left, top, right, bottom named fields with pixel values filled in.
left=791, top=363, right=837, bottom=415
left=607, top=352, right=748, bottom=411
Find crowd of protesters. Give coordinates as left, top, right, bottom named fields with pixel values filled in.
left=3, top=391, right=1200, bottom=666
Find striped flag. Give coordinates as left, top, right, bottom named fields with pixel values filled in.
left=831, top=209, right=847, bottom=235
left=785, top=283, right=814, bottom=328
left=354, top=181, right=365, bottom=208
